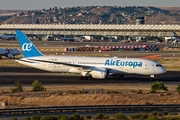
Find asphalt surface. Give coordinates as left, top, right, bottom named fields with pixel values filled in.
left=0, top=66, right=180, bottom=86
left=1, top=40, right=180, bottom=58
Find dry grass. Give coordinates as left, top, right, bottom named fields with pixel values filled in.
left=159, top=7, right=180, bottom=11
left=0, top=59, right=25, bottom=67
left=156, top=57, right=180, bottom=70
left=0, top=84, right=179, bottom=108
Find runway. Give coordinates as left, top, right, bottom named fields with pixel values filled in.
left=0, top=67, right=180, bottom=86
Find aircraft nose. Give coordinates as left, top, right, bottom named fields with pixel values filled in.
left=156, top=67, right=167, bottom=75
left=161, top=67, right=167, bottom=74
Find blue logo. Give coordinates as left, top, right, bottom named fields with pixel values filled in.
left=104, top=59, right=142, bottom=68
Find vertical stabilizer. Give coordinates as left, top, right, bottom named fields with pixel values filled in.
left=16, top=30, right=43, bottom=58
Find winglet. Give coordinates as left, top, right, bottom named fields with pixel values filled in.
left=16, top=30, right=43, bottom=58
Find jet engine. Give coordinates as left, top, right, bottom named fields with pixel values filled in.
left=5, top=53, right=13, bottom=58
left=90, top=68, right=109, bottom=79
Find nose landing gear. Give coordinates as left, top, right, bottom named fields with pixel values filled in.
left=150, top=75, right=154, bottom=81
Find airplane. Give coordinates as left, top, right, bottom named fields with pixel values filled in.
left=0, top=35, right=17, bottom=40
left=61, top=37, right=75, bottom=42
left=0, top=48, right=21, bottom=59
left=15, top=30, right=166, bottom=80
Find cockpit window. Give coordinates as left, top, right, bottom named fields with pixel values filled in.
left=156, top=64, right=162, bottom=67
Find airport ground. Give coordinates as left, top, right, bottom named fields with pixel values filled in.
left=0, top=41, right=180, bottom=108
left=0, top=58, right=180, bottom=108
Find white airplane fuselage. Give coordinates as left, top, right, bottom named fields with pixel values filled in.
left=17, top=56, right=166, bottom=76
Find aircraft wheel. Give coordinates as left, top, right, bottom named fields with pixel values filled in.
left=121, top=75, right=125, bottom=77
left=0, top=57, right=2, bottom=59
left=79, top=76, right=84, bottom=80
left=118, top=75, right=125, bottom=78
left=80, top=76, right=92, bottom=80
left=88, top=76, right=92, bottom=80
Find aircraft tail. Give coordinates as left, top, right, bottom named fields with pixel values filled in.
left=15, top=30, right=43, bottom=58
left=172, top=30, right=180, bottom=38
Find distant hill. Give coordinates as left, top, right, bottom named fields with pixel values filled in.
left=0, top=10, right=23, bottom=23
left=1, top=6, right=180, bottom=24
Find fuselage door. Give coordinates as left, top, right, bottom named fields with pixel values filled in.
left=43, top=62, right=47, bottom=70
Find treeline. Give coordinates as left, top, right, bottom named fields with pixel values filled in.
left=11, top=112, right=180, bottom=120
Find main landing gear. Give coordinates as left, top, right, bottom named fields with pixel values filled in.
left=80, top=72, right=92, bottom=80
left=79, top=76, right=92, bottom=80
left=119, top=75, right=125, bottom=77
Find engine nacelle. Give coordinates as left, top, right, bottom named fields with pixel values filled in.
left=90, top=68, right=109, bottom=79
left=5, top=53, right=13, bottom=58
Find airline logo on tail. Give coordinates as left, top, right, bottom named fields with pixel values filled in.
left=22, top=43, right=33, bottom=51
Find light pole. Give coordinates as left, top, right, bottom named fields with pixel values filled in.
left=63, top=13, right=66, bottom=38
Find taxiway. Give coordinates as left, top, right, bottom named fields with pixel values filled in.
left=0, top=67, right=179, bottom=86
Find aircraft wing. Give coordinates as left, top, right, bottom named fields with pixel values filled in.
left=0, top=50, right=8, bottom=55
left=27, top=58, right=91, bottom=68
left=0, top=52, right=6, bottom=55
left=18, top=58, right=109, bottom=73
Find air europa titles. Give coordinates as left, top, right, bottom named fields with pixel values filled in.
left=104, top=59, right=142, bottom=68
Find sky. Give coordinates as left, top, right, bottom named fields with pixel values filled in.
left=0, top=0, right=180, bottom=10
